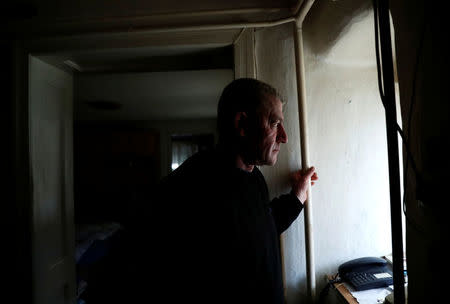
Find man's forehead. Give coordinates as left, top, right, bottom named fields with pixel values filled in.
left=262, top=96, right=284, bottom=116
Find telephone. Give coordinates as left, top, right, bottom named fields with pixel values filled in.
left=338, top=257, right=393, bottom=291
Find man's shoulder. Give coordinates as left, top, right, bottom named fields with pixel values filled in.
left=156, top=148, right=220, bottom=208
left=252, top=166, right=266, bottom=182
left=159, top=148, right=217, bottom=186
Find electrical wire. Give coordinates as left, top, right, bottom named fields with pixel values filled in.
left=401, top=1, right=429, bottom=235
left=373, top=0, right=385, bottom=109
left=372, top=0, right=419, bottom=178
left=318, top=274, right=342, bottom=304
left=253, top=28, right=258, bottom=79
left=372, top=0, right=428, bottom=234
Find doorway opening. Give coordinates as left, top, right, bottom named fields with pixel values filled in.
left=32, top=44, right=233, bottom=303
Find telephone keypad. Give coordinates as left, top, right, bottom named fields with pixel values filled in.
left=346, top=272, right=392, bottom=291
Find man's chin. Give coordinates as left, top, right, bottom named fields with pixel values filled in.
left=258, top=157, right=278, bottom=166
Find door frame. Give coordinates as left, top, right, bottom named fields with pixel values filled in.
left=11, top=41, right=33, bottom=304
left=11, top=27, right=241, bottom=303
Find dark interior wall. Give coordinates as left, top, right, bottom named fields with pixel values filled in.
left=74, top=124, right=161, bottom=226
left=3, top=39, right=27, bottom=304
left=3, top=38, right=14, bottom=298
left=72, top=124, right=162, bottom=303
left=6, top=41, right=32, bottom=304
left=72, top=118, right=218, bottom=225
left=71, top=120, right=217, bottom=302
left=390, top=1, right=450, bottom=302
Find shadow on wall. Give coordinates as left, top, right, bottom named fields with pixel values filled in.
left=305, top=0, right=372, bottom=55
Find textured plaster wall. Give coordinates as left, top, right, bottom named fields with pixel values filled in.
left=254, top=2, right=392, bottom=303
left=255, top=23, right=306, bottom=302
left=303, top=4, right=392, bottom=280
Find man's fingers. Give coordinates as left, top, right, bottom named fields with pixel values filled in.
left=292, top=167, right=318, bottom=183
left=304, top=166, right=315, bottom=179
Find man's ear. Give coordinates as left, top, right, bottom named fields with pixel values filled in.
left=234, top=112, right=248, bottom=137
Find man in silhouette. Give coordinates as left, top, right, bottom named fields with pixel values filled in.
left=149, top=78, right=317, bottom=304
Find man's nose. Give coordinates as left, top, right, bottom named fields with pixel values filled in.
left=278, top=124, right=288, bottom=143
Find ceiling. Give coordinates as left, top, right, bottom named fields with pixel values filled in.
left=75, top=68, right=234, bottom=121
left=43, top=43, right=235, bottom=122
left=38, top=45, right=233, bottom=74
left=7, top=0, right=300, bottom=37
left=12, top=0, right=304, bottom=121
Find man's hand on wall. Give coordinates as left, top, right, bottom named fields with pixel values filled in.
left=290, top=167, right=318, bottom=204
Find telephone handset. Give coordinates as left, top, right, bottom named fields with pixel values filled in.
left=338, top=257, right=393, bottom=291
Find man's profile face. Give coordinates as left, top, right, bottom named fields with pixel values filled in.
left=253, top=95, right=288, bottom=166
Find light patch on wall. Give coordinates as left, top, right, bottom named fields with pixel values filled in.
left=322, top=11, right=376, bottom=67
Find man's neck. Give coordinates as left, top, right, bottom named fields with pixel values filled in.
left=216, top=142, right=255, bottom=172
left=235, top=154, right=255, bottom=172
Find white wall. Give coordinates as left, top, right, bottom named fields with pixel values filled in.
left=253, top=23, right=306, bottom=301
left=29, top=56, right=77, bottom=304
left=304, top=0, right=393, bottom=261
left=304, top=3, right=392, bottom=273
left=253, top=3, right=392, bottom=303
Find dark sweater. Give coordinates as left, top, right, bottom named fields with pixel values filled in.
left=146, top=147, right=303, bottom=304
